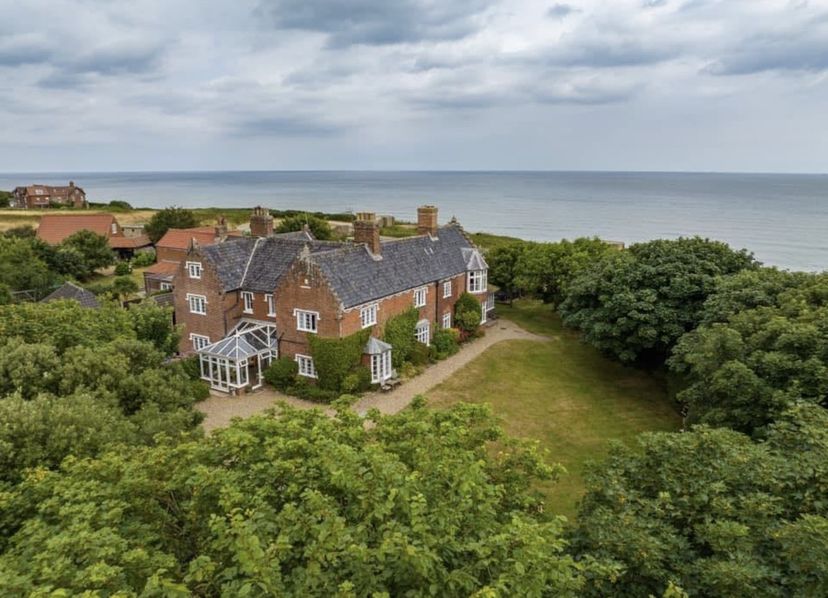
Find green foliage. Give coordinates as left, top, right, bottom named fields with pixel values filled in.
left=383, top=307, right=420, bottom=367
left=263, top=356, right=299, bottom=390
left=486, top=241, right=527, bottom=300
left=128, top=301, right=179, bottom=356
left=670, top=271, right=828, bottom=435
left=308, top=328, right=371, bottom=391
left=455, top=292, right=482, bottom=334
left=114, top=261, right=132, bottom=275
left=145, top=206, right=199, bottom=243
left=0, top=190, right=11, bottom=208
left=108, top=199, right=133, bottom=211
left=560, top=237, right=757, bottom=363
left=131, top=248, right=156, bottom=267
left=432, top=327, right=460, bottom=359
left=571, top=404, right=828, bottom=598
left=0, top=236, right=59, bottom=298
left=2, top=225, right=35, bottom=239
left=112, top=275, right=139, bottom=300
left=341, top=365, right=372, bottom=393
left=0, top=402, right=590, bottom=596
left=61, top=229, right=115, bottom=275
left=276, top=212, right=333, bottom=240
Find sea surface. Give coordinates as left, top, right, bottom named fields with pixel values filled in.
left=1, top=171, right=826, bottom=271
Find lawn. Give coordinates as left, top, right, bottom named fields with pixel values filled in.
left=425, top=301, right=680, bottom=519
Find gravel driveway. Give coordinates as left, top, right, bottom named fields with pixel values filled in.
left=196, top=318, right=548, bottom=433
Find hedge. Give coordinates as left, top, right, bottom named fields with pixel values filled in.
left=308, top=328, right=371, bottom=391
left=455, top=292, right=482, bottom=334
left=383, top=307, right=420, bottom=367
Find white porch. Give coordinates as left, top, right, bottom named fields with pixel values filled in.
left=198, top=319, right=278, bottom=393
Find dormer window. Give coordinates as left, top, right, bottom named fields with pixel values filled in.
left=187, top=262, right=202, bottom=279
left=467, top=270, right=487, bottom=294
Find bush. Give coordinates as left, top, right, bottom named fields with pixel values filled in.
left=432, top=328, right=460, bottom=359
left=308, top=329, right=370, bottom=392
left=383, top=307, right=420, bottom=367
left=342, top=366, right=373, bottom=393
left=264, top=357, right=298, bottom=390
left=410, top=341, right=431, bottom=366
left=175, top=355, right=202, bottom=381
left=131, top=250, right=156, bottom=268
left=287, top=382, right=339, bottom=403
left=455, top=292, right=482, bottom=334
left=108, top=200, right=133, bottom=211
left=114, top=261, right=132, bottom=276
left=276, top=213, right=333, bottom=240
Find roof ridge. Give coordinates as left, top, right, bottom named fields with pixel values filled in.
left=239, top=237, right=262, bottom=287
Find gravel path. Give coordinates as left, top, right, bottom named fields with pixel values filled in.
left=196, top=318, right=548, bottom=433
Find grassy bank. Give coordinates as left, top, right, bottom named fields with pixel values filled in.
left=425, top=301, right=680, bottom=519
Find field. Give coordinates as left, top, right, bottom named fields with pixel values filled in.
left=426, top=301, right=680, bottom=519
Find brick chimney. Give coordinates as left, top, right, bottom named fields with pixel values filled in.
left=250, top=206, right=273, bottom=237
left=417, top=205, right=439, bottom=236
left=354, top=215, right=381, bottom=256
left=214, top=215, right=228, bottom=239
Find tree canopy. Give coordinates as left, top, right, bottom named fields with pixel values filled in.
left=559, top=237, right=757, bottom=363
left=145, top=207, right=199, bottom=243
left=61, top=229, right=115, bottom=276
left=277, top=213, right=333, bottom=240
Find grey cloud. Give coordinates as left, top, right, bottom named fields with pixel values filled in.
left=231, top=115, right=346, bottom=137
left=65, top=41, right=165, bottom=76
left=257, top=0, right=492, bottom=47
left=547, top=4, right=576, bottom=18
left=547, top=38, right=678, bottom=68
left=706, top=29, right=828, bottom=75
left=0, top=36, right=54, bottom=67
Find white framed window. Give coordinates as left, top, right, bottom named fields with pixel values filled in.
left=360, top=303, right=378, bottom=328
left=160, top=282, right=172, bottom=291
left=468, top=270, right=487, bottom=293
left=242, top=291, right=254, bottom=314
left=442, top=312, right=452, bottom=329
left=415, top=320, right=430, bottom=345
left=190, top=333, right=210, bottom=351
left=111, top=222, right=118, bottom=234
left=413, top=287, right=427, bottom=308
left=295, top=309, right=319, bottom=333
left=187, top=261, right=203, bottom=279
left=296, top=354, right=317, bottom=378
left=371, top=350, right=392, bottom=384
left=443, top=280, right=452, bottom=298
left=266, top=294, right=276, bottom=317
left=187, top=293, right=207, bottom=315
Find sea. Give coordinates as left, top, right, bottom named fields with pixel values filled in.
left=1, top=171, right=826, bottom=271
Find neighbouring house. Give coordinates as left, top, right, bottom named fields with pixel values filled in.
left=36, top=213, right=153, bottom=259
left=13, top=182, right=87, bottom=209
left=174, top=205, right=490, bottom=394
left=143, top=217, right=239, bottom=294
left=40, top=281, right=100, bottom=308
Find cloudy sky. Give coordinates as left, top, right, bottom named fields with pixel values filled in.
left=1, top=0, right=827, bottom=172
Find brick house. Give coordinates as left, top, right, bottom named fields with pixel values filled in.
left=36, top=213, right=153, bottom=259
left=13, top=182, right=87, bottom=208
left=174, top=206, right=491, bottom=393
left=143, top=218, right=234, bottom=294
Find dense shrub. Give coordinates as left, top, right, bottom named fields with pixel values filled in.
left=264, top=357, right=298, bottom=390
left=287, top=380, right=340, bottom=403
left=432, top=327, right=460, bottom=359
left=410, top=341, right=431, bottom=366
left=383, top=307, right=419, bottom=367
left=114, top=261, right=132, bottom=276
left=276, top=213, right=333, bottom=240
left=455, top=292, right=482, bottom=334
left=145, top=207, right=199, bottom=244
left=108, top=200, right=133, bottom=211
left=131, top=250, right=156, bottom=268
left=342, top=366, right=372, bottom=393
left=308, top=329, right=370, bottom=391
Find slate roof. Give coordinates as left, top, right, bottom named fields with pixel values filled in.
left=311, top=224, right=482, bottom=308
left=149, top=292, right=175, bottom=308
left=40, top=282, right=100, bottom=308
left=199, top=223, right=483, bottom=309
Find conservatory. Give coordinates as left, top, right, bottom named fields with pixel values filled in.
left=198, top=320, right=278, bottom=393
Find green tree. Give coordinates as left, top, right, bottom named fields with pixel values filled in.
left=560, top=237, right=756, bottom=363
left=0, top=236, right=58, bottom=298
left=277, top=212, right=333, bottom=240
left=2, top=225, right=35, bottom=240
left=571, top=404, right=828, bottom=597
left=485, top=241, right=526, bottom=302
left=61, top=229, right=115, bottom=276
left=0, top=190, right=12, bottom=208
left=112, top=275, right=139, bottom=304
left=144, top=207, right=199, bottom=243
left=455, top=292, right=482, bottom=334
left=0, top=401, right=591, bottom=596
left=128, top=301, right=179, bottom=356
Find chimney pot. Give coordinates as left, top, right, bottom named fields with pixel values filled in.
left=417, top=205, right=439, bottom=236
left=250, top=206, right=274, bottom=237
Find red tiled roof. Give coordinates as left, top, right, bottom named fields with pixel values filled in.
left=109, top=234, right=152, bottom=249
left=36, top=214, right=116, bottom=245
left=156, top=227, right=220, bottom=250
left=144, top=260, right=180, bottom=277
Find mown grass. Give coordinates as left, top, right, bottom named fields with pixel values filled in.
left=426, top=301, right=680, bottom=519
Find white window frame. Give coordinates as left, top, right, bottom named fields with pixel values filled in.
left=242, top=291, right=254, bottom=314
left=187, top=261, right=203, bottom=279
left=442, top=312, right=452, bottom=329
left=190, top=333, right=210, bottom=351
left=413, top=286, right=427, bottom=308
left=265, top=294, right=276, bottom=317
left=360, top=303, right=378, bottom=328
left=415, top=320, right=430, bottom=345
left=443, top=280, right=452, bottom=298
left=371, top=350, right=392, bottom=384
left=295, top=354, right=317, bottom=378
left=187, top=293, right=207, bottom=315
left=295, top=309, right=319, bottom=333
left=160, top=282, right=173, bottom=291
left=468, top=270, right=487, bottom=293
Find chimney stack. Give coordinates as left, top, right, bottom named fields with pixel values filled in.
left=417, top=205, right=439, bottom=237
left=354, top=214, right=381, bottom=257
left=214, top=215, right=228, bottom=239
left=250, top=206, right=273, bottom=237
